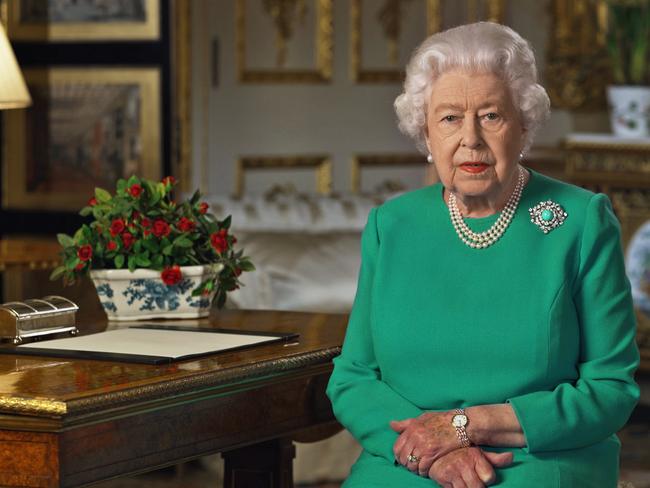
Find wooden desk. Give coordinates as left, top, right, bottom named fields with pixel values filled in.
left=0, top=309, right=347, bottom=488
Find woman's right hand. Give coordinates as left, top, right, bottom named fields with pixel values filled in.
left=425, top=447, right=513, bottom=488
left=391, top=412, right=462, bottom=471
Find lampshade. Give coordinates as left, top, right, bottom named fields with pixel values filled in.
left=0, top=23, right=30, bottom=109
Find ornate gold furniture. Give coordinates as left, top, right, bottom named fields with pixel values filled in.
left=546, top=0, right=610, bottom=111
left=0, top=308, right=345, bottom=487
left=564, top=134, right=650, bottom=192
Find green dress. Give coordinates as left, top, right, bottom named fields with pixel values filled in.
left=326, top=170, right=640, bottom=487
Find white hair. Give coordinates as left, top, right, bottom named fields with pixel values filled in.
left=394, top=22, right=550, bottom=154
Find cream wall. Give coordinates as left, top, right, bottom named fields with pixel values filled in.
left=190, top=0, right=610, bottom=196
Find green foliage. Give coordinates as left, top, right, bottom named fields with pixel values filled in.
left=51, top=176, right=254, bottom=309
left=57, top=233, right=74, bottom=248
left=606, top=1, right=650, bottom=85
left=95, top=188, right=112, bottom=203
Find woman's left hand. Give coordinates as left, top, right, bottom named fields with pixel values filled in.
left=390, top=411, right=462, bottom=474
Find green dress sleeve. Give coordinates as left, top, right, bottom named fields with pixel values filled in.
left=507, top=194, right=640, bottom=453
left=326, top=207, right=424, bottom=462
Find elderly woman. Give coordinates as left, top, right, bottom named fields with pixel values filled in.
left=326, top=22, right=639, bottom=488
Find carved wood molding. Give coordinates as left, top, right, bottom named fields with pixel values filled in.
left=62, top=347, right=340, bottom=420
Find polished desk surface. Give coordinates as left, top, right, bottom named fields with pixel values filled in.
left=0, top=309, right=346, bottom=421
left=0, top=308, right=348, bottom=487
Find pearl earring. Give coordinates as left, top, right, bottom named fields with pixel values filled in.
left=427, top=154, right=434, bottom=164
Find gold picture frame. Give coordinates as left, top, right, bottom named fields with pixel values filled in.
left=351, top=153, right=427, bottom=193
left=4, top=0, right=160, bottom=41
left=2, top=67, right=161, bottom=211
left=350, top=0, right=505, bottom=83
left=235, top=155, right=332, bottom=197
left=236, top=0, right=333, bottom=83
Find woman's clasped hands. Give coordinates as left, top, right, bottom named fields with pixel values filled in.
left=390, top=412, right=513, bottom=487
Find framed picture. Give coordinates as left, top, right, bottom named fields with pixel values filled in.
left=236, top=0, right=333, bottom=83
left=5, top=0, right=160, bottom=41
left=2, top=67, right=161, bottom=211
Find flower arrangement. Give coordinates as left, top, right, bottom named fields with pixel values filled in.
left=50, top=175, right=254, bottom=308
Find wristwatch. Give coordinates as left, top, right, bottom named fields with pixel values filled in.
left=451, top=408, right=471, bottom=447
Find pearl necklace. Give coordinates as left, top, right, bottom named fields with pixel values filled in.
left=447, top=166, right=525, bottom=249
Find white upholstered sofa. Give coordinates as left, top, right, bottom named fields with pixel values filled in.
left=205, top=190, right=397, bottom=484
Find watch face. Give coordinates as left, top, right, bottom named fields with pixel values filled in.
left=452, top=414, right=467, bottom=427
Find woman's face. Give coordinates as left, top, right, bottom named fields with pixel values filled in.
left=426, top=70, right=526, bottom=203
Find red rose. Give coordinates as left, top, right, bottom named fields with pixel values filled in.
left=132, top=210, right=140, bottom=220
left=77, top=244, right=92, bottom=262
left=198, top=202, right=209, bottom=214
left=107, top=240, right=117, bottom=251
left=110, top=218, right=126, bottom=237
left=234, top=267, right=242, bottom=276
left=128, top=184, right=143, bottom=198
left=210, top=232, right=228, bottom=254
left=88, top=197, right=98, bottom=206
left=75, top=262, right=85, bottom=270
left=141, top=218, right=151, bottom=228
left=162, top=176, right=176, bottom=187
left=152, top=219, right=170, bottom=238
left=121, top=232, right=135, bottom=249
left=161, top=265, right=182, bottom=286
left=177, top=217, right=195, bottom=233
left=143, top=229, right=151, bottom=237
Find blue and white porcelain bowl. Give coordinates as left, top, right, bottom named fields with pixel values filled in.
left=90, top=264, right=222, bottom=321
left=626, top=221, right=650, bottom=318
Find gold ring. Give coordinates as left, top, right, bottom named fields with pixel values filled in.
left=407, top=453, right=420, bottom=463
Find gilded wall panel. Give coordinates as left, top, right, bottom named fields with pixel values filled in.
left=350, top=0, right=505, bottom=83
left=236, top=0, right=333, bottom=83
left=235, top=155, right=332, bottom=196
left=351, top=154, right=427, bottom=193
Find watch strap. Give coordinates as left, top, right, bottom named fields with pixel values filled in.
left=453, top=408, right=471, bottom=447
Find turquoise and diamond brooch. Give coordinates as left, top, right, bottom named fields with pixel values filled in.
left=529, top=200, right=567, bottom=234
